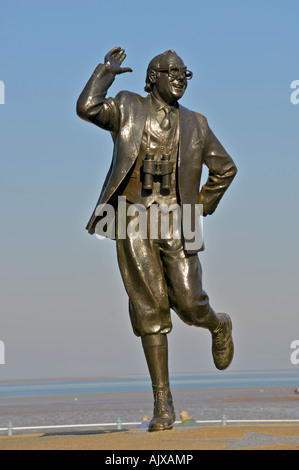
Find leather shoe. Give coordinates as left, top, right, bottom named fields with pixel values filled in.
left=211, top=313, right=234, bottom=370
left=148, top=387, right=176, bottom=432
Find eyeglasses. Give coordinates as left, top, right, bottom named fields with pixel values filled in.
left=154, top=66, right=193, bottom=80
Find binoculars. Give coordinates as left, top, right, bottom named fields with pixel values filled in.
left=142, top=153, right=173, bottom=191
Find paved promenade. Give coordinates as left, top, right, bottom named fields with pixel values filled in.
left=0, top=424, right=299, bottom=450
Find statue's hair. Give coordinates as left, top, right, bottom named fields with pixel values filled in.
left=144, top=50, right=178, bottom=92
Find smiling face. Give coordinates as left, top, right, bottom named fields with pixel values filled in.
left=149, top=52, right=188, bottom=106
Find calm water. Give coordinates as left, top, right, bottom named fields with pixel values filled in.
left=0, top=370, right=298, bottom=399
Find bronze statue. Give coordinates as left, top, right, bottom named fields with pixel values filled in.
left=77, top=47, right=237, bottom=432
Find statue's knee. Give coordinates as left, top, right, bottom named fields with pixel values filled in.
left=174, top=299, right=209, bottom=325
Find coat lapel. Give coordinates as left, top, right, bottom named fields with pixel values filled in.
left=132, top=95, right=149, bottom=152
left=178, top=104, right=196, bottom=168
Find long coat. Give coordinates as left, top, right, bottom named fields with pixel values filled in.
left=77, top=63, right=237, bottom=252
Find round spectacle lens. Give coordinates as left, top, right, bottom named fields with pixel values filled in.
left=168, top=67, right=193, bottom=80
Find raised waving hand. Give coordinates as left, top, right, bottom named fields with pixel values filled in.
left=104, top=47, right=133, bottom=75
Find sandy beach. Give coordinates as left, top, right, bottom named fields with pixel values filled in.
left=0, top=385, right=299, bottom=451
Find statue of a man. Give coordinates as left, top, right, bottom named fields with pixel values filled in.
left=77, top=47, right=237, bottom=432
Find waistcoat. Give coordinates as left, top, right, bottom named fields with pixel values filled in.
left=122, top=95, right=179, bottom=207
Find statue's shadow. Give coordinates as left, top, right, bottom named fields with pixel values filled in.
left=41, top=428, right=130, bottom=437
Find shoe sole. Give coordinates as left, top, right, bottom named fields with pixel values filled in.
left=148, top=424, right=174, bottom=432
left=148, top=413, right=176, bottom=432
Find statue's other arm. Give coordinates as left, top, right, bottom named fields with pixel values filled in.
left=199, top=125, right=237, bottom=216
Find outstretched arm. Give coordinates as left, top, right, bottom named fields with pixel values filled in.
left=76, top=47, right=132, bottom=133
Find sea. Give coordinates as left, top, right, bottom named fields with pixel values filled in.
left=0, top=370, right=298, bottom=399
left=0, top=370, right=298, bottom=433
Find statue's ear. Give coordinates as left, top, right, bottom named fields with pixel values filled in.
left=148, top=70, right=157, bottom=84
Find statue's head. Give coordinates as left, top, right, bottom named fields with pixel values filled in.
left=144, top=50, right=192, bottom=105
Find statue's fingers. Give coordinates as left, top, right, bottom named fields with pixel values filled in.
left=105, top=46, right=121, bottom=63
left=110, top=46, right=121, bottom=55
left=115, top=49, right=126, bottom=62
left=119, top=52, right=127, bottom=64
left=119, top=67, right=133, bottom=74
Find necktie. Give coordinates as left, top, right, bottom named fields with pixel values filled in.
left=161, top=107, right=171, bottom=131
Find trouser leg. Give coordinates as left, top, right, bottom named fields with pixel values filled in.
left=116, top=235, right=172, bottom=337
left=160, top=242, right=221, bottom=332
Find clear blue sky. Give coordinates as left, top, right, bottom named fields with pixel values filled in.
left=1, top=0, right=299, bottom=380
